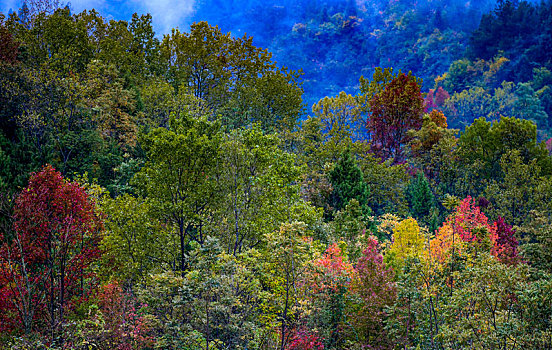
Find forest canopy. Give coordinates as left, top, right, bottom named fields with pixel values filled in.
left=1, top=0, right=552, bottom=349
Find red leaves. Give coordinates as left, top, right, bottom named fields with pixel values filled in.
left=287, top=330, right=325, bottom=350
left=0, top=24, right=19, bottom=64
left=0, top=165, right=103, bottom=336
left=434, top=196, right=521, bottom=265
left=368, top=73, right=424, bottom=163
left=311, top=243, right=355, bottom=293
left=352, top=237, right=396, bottom=349
left=94, top=281, right=155, bottom=350
left=449, top=196, right=494, bottom=243
left=492, top=217, right=521, bottom=266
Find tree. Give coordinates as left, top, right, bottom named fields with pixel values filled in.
left=406, top=172, right=435, bottom=223
left=293, top=100, right=370, bottom=220
left=311, top=91, right=364, bottom=145
left=15, top=7, right=93, bottom=73
left=307, top=243, right=355, bottom=349
left=442, top=86, right=493, bottom=129
left=407, top=110, right=458, bottom=186
left=80, top=60, right=138, bottom=148
left=133, top=111, right=222, bottom=273
left=368, top=72, right=424, bottom=163
left=213, top=125, right=319, bottom=255
left=331, top=199, right=372, bottom=260
left=262, top=222, right=319, bottom=350
left=328, top=149, right=370, bottom=218
left=437, top=253, right=528, bottom=349
left=492, top=217, right=520, bottom=266
left=100, top=194, right=173, bottom=286
left=0, top=14, right=20, bottom=64
left=0, top=165, right=102, bottom=344
left=160, top=21, right=303, bottom=131
left=484, top=150, right=545, bottom=227
left=385, top=218, right=425, bottom=275
left=351, top=237, right=396, bottom=349
left=137, top=237, right=265, bottom=349
left=455, top=116, right=552, bottom=198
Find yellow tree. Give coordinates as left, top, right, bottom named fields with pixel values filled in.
left=385, top=218, right=425, bottom=275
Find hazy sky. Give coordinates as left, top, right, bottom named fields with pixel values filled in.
left=0, top=0, right=197, bottom=34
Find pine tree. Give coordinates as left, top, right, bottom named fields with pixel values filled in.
left=328, top=149, right=370, bottom=217
left=406, top=172, right=434, bottom=222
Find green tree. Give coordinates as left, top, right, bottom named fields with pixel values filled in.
left=100, top=194, right=174, bottom=286
left=137, top=237, right=265, bottom=349
left=311, top=91, right=363, bottom=144
left=262, top=222, right=320, bottom=350
left=406, top=172, right=435, bottom=224
left=133, top=111, right=222, bottom=273
left=212, top=125, right=320, bottom=255
left=408, top=110, right=459, bottom=189
left=455, top=116, right=552, bottom=197
left=328, top=149, right=370, bottom=218
left=160, top=21, right=303, bottom=132
left=331, top=199, right=372, bottom=260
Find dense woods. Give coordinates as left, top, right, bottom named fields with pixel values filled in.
left=1, top=0, right=552, bottom=349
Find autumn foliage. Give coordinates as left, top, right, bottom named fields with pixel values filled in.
left=0, top=165, right=102, bottom=340
left=430, top=196, right=521, bottom=265
left=351, top=237, right=396, bottom=349
left=368, top=73, right=425, bottom=163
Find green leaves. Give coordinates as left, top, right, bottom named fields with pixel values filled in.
left=100, top=194, right=173, bottom=285
left=134, top=111, right=222, bottom=271
left=329, top=149, right=370, bottom=217
left=160, top=21, right=303, bottom=132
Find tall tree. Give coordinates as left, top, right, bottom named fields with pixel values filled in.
left=351, top=237, right=396, bottom=349
left=406, top=172, right=435, bottom=223
left=0, top=165, right=102, bottom=343
left=368, top=73, right=424, bottom=163
left=133, top=111, right=222, bottom=273
left=328, top=149, right=370, bottom=218
left=160, top=21, right=303, bottom=131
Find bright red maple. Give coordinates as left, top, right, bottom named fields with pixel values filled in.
left=449, top=196, right=495, bottom=244
left=287, top=329, right=325, bottom=350
left=0, top=165, right=103, bottom=341
left=311, top=243, right=355, bottom=293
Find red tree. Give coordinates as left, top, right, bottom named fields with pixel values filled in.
left=0, top=165, right=102, bottom=343
left=438, top=197, right=520, bottom=265
left=64, top=280, right=155, bottom=349
left=287, top=330, right=325, bottom=350
left=0, top=21, right=19, bottom=64
left=425, top=89, right=438, bottom=112
left=434, top=86, right=450, bottom=107
left=492, top=217, right=521, bottom=265
left=368, top=73, right=424, bottom=163
left=351, top=237, right=396, bottom=349
left=449, top=196, right=495, bottom=244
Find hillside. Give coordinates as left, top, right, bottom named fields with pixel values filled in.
left=1, top=0, right=552, bottom=349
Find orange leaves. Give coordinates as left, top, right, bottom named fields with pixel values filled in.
left=428, top=196, right=522, bottom=268
left=311, top=243, right=355, bottom=294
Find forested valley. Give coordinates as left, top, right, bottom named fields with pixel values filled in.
left=1, top=0, right=552, bottom=349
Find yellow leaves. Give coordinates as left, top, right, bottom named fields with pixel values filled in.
left=385, top=217, right=426, bottom=273
left=377, top=213, right=402, bottom=240
left=391, top=218, right=425, bottom=259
